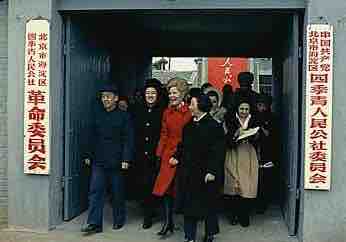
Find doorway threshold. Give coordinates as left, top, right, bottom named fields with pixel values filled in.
left=0, top=202, right=298, bottom=242
left=54, top=202, right=300, bottom=242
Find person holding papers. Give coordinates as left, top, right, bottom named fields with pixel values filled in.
left=223, top=98, right=259, bottom=227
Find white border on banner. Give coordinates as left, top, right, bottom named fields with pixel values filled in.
left=304, top=24, right=333, bottom=190
left=23, top=19, right=50, bottom=175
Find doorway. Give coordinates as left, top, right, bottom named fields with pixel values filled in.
left=61, top=10, right=303, bottom=238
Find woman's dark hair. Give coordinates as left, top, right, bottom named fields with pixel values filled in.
left=189, top=87, right=202, bottom=97
left=188, top=92, right=212, bottom=113
left=144, top=78, right=162, bottom=93
left=235, top=97, right=251, bottom=114
left=201, top=82, right=213, bottom=92
left=197, top=94, right=213, bottom=113
left=187, top=88, right=212, bottom=113
left=185, top=87, right=201, bottom=103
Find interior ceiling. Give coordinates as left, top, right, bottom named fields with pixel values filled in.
left=69, top=11, right=292, bottom=57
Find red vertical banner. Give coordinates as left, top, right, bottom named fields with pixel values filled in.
left=208, top=57, right=249, bottom=91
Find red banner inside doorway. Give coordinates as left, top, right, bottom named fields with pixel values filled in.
left=208, top=57, right=249, bottom=91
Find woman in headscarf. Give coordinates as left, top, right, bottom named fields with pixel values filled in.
left=204, top=87, right=227, bottom=124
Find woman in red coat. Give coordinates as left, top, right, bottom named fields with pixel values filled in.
left=153, top=77, right=192, bottom=237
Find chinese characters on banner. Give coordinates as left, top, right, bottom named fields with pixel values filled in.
left=208, top=58, right=249, bottom=91
left=24, top=19, right=50, bottom=175
left=304, top=24, right=333, bottom=190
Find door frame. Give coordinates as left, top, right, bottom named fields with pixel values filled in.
left=60, top=10, right=306, bottom=235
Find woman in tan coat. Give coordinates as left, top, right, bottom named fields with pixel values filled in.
left=223, top=98, right=259, bottom=227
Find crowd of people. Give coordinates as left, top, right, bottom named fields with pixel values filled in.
left=80, top=72, right=279, bottom=242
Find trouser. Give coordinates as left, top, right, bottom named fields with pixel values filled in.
left=142, top=169, right=159, bottom=219
left=87, top=165, right=126, bottom=228
left=225, top=195, right=252, bottom=224
left=143, top=194, right=157, bottom=219
left=184, top=214, right=219, bottom=241
left=257, top=167, right=274, bottom=211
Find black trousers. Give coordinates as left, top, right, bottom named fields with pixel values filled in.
left=225, top=195, right=253, bottom=225
left=257, top=167, right=275, bottom=212
left=184, top=214, right=219, bottom=241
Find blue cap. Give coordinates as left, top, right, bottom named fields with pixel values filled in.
left=99, top=83, right=119, bottom=94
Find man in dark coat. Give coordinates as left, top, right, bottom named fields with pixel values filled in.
left=232, top=72, right=260, bottom=113
left=81, top=83, right=134, bottom=234
left=173, top=92, right=226, bottom=242
left=255, top=94, right=279, bottom=213
left=130, top=78, right=166, bottom=229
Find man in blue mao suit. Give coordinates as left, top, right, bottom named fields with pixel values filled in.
left=81, top=83, right=134, bottom=234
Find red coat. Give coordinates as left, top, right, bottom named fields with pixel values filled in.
left=153, top=104, right=192, bottom=197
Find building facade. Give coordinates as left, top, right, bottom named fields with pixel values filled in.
left=1, top=1, right=346, bottom=242
left=0, top=0, right=8, bottom=229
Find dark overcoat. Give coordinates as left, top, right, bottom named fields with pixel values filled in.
left=255, top=111, right=279, bottom=163
left=175, top=114, right=226, bottom=218
left=86, top=104, right=134, bottom=169
left=130, top=100, right=165, bottom=199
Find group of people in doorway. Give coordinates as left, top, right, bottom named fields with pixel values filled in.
left=81, top=71, right=279, bottom=242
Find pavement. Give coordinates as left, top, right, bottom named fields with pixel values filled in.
left=0, top=202, right=298, bottom=242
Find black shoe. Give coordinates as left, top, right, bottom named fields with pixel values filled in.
left=203, top=235, right=214, bottom=242
left=81, top=224, right=102, bottom=234
left=239, top=215, right=250, bottom=227
left=112, top=223, right=124, bottom=230
left=227, top=214, right=238, bottom=225
left=157, top=223, right=174, bottom=236
left=157, top=196, right=174, bottom=237
left=142, top=217, right=153, bottom=229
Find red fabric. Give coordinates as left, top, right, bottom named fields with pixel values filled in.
left=153, top=104, right=192, bottom=197
left=208, top=57, right=249, bottom=92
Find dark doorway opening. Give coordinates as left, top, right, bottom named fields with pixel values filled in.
left=61, top=10, right=304, bottom=237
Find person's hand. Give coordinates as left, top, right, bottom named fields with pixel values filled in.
left=168, top=157, right=179, bottom=166
left=204, top=173, right=215, bottom=183
left=261, top=127, right=269, bottom=136
left=234, top=128, right=241, bottom=138
left=84, top=158, right=91, bottom=166
left=121, top=161, right=130, bottom=170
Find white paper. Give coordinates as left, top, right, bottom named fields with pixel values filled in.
left=236, top=127, right=260, bottom=141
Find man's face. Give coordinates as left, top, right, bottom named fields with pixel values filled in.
left=256, top=102, right=267, bottom=113
left=118, top=100, right=129, bottom=111
left=101, top=91, right=118, bottom=110
left=209, top=96, right=219, bottom=111
left=145, top=87, right=158, bottom=105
